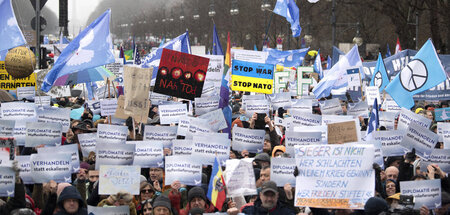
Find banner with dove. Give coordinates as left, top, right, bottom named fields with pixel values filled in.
left=30, top=153, right=72, bottom=183
left=164, top=155, right=202, bottom=186
left=128, top=141, right=164, bottom=168
left=0, top=167, right=15, bottom=197
left=400, top=179, right=441, bottom=210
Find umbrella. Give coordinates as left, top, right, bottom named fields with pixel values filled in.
left=0, top=89, right=15, bottom=102
left=53, top=66, right=115, bottom=86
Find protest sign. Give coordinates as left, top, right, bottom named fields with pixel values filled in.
left=96, top=124, right=128, bottom=145
left=321, top=115, right=354, bottom=125
left=25, top=122, right=62, bottom=147
left=177, top=116, right=194, bottom=136
left=383, top=95, right=401, bottom=113
left=192, top=133, right=230, bottom=166
left=1, top=102, right=36, bottom=119
left=143, top=125, right=176, bottom=149
left=17, top=86, right=35, bottom=100
left=199, top=109, right=228, bottom=132
left=114, top=95, right=149, bottom=124
left=158, top=103, right=188, bottom=125
left=165, top=155, right=202, bottom=186
left=361, top=140, right=384, bottom=168
left=274, top=117, right=284, bottom=126
left=372, top=130, right=405, bottom=156
left=38, top=144, right=80, bottom=173
left=78, top=133, right=96, bottom=157
left=242, top=94, right=265, bottom=108
left=290, top=99, right=312, bottom=113
left=194, top=95, right=219, bottom=115
left=285, top=131, right=322, bottom=154
left=400, top=122, right=438, bottom=159
left=231, top=59, right=274, bottom=94
left=420, top=149, right=450, bottom=174
left=270, top=157, right=296, bottom=187
left=292, top=125, right=328, bottom=144
left=86, top=100, right=101, bottom=115
left=34, top=96, right=51, bottom=107
left=123, top=66, right=152, bottom=115
left=88, top=205, right=130, bottom=215
left=319, top=98, right=343, bottom=115
left=30, top=153, right=72, bottom=183
left=290, top=110, right=322, bottom=127
left=294, top=144, right=375, bottom=209
left=99, top=165, right=140, bottom=195
left=186, top=117, right=213, bottom=140
left=14, top=120, right=36, bottom=146
left=105, top=58, right=124, bottom=83
left=327, top=120, right=359, bottom=144
left=95, top=143, right=135, bottom=170
left=231, top=49, right=268, bottom=63
left=0, top=149, right=10, bottom=167
left=128, top=141, right=164, bottom=168
left=172, top=139, right=193, bottom=156
left=400, top=179, right=441, bottom=210
left=0, top=138, right=15, bottom=160
left=154, top=49, right=209, bottom=100
left=201, top=83, right=217, bottom=97
left=268, top=92, right=291, bottom=110
left=149, top=92, right=171, bottom=104
left=244, top=99, right=270, bottom=118
left=347, top=102, right=369, bottom=118
left=36, top=106, right=71, bottom=131
left=16, top=155, right=33, bottom=184
left=0, top=61, right=37, bottom=90
left=0, top=120, right=15, bottom=138
left=297, top=67, right=314, bottom=96
left=225, top=158, right=257, bottom=197
left=397, top=107, right=432, bottom=131
left=199, top=55, right=224, bottom=92
left=435, top=107, right=450, bottom=122
left=0, top=167, right=15, bottom=197
left=437, top=122, right=447, bottom=143
left=232, top=127, right=265, bottom=153
left=365, top=86, right=381, bottom=106
left=379, top=112, right=398, bottom=130
left=100, top=98, right=118, bottom=116
left=273, top=71, right=290, bottom=93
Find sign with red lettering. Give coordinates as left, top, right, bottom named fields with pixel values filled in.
left=154, top=49, right=209, bottom=100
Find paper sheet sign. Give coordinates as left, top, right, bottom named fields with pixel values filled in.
left=327, top=120, right=358, bottom=144
left=99, top=165, right=141, bottom=195
left=154, top=49, right=209, bottom=100
left=231, top=59, right=274, bottom=94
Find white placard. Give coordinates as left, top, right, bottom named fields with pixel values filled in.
left=100, top=98, right=118, bottom=116
left=96, top=124, right=128, bottom=145
left=225, top=158, right=257, bottom=197
left=158, top=103, right=188, bottom=125
left=99, top=165, right=140, bottom=195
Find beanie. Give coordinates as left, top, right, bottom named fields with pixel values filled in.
left=188, top=186, right=207, bottom=203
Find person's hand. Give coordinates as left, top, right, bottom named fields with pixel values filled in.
left=249, top=113, right=257, bottom=128
left=241, top=149, right=249, bottom=158
left=405, top=148, right=416, bottom=164
left=153, top=180, right=162, bottom=192
left=431, top=164, right=446, bottom=178
left=427, top=164, right=435, bottom=179
left=49, top=180, right=57, bottom=194
left=264, top=115, right=271, bottom=124
left=163, top=148, right=172, bottom=156
left=227, top=199, right=236, bottom=208
left=284, top=183, right=293, bottom=200
left=171, top=180, right=181, bottom=194
left=227, top=207, right=239, bottom=215
left=419, top=205, right=430, bottom=215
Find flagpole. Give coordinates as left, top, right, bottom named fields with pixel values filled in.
left=358, top=71, right=364, bottom=101
left=263, top=11, right=274, bottom=48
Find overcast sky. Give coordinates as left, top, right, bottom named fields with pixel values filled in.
left=45, top=0, right=100, bottom=34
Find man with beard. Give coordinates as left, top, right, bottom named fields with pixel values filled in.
left=241, top=181, right=295, bottom=215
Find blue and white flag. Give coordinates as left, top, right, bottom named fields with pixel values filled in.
left=43, top=36, right=49, bottom=44
left=141, top=31, right=191, bottom=80
left=386, top=43, right=391, bottom=58
left=369, top=53, right=390, bottom=92
left=212, top=25, right=223, bottom=55
left=313, top=49, right=323, bottom=79
left=385, top=39, right=447, bottom=109
left=264, top=48, right=309, bottom=67
left=364, top=98, right=379, bottom=141
left=312, top=45, right=363, bottom=99
left=0, top=0, right=26, bottom=51
left=331, top=46, right=344, bottom=67
left=326, top=55, right=332, bottom=70
left=41, top=9, right=115, bottom=92
left=273, top=0, right=301, bottom=37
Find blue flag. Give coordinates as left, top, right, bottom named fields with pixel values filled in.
left=264, top=48, right=309, bottom=67
left=134, top=47, right=141, bottom=65
left=369, top=53, right=390, bottom=92
left=273, top=0, right=301, bottom=37
left=386, top=43, right=391, bottom=57
left=254, top=44, right=258, bottom=51
left=326, top=55, right=332, bottom=70
left=158, top=37, right=165, bottom=47
left=0, top=50, right=7, bottom=61
left=212, top=25, right=223, bottom=55
left=331, top=46, right=344, bottom=67
left=313, top=49, right=323, bottom=79
left=141, top=31, right=191, bottom=80
left=312, top=45, right=363, bottom=99
left=385, top=39, right=447, bottom=109
left=41, top=9, right=115, bottom=92
left=0, top=0, right=26, bottom=51
left=364, top=98, right=379, bottom=141
left=43, top=35, right=49, bottom=44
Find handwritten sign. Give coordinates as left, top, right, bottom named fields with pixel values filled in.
left=96, top=124, right=128, bottom=145
left=158, top=103, right=187, bottom=125
left=327, top=120, right=358, bottom=144
left=294, top=144, right=375, bottom=209
left=270, top=157, right=296, bottom=187
left=25, top=122, right=62, bottom=147
left=165, top=156, right=202, bottom=186
left=95, top=143, right=135, bottom=170
left=99, top=165, right=140, bottom=195
left=225, top=158, right=257, bottom=197
left=30, top=153, right=72, bottom=183
left=372, top=130, right=404, bottom=157
left=192, top=133, right=230, bottom=166
left=123, top=66, right=152, bottom=115
left=114, top=95, right=149, bottom=124
left=232, top=127, right=265, bottom=153
left=128, top=141, right=164, bottom=168
left=400, top=179, right=441, bottom=210
left=285, top=131, right=322, bottom=154
left=400, top=122, right=438, bottom=159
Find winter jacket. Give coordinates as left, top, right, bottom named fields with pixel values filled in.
left=0, top=183, right=26, bottom=215
left=241, top=198, right=296, bottom=215
left=54, top=186, right=87, bottom=215
left=97, top=198, right=137, bottom=215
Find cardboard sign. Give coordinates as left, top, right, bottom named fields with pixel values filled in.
left=0, top=61, right=37, bottom=90
left=25, top=122, right=62, bottom=147
left=99, top=165, right=140, bottom=195
left=114, top=95, right=149, bottom=124
left=294, top=144, right=375, bottom=209
left=372, top=130, right=405, bottom=157
left=100, top=98, right=118, bottom=116
left=123, top=66, right=152, bottom=115
left=225, top=158, right=257, bottom=197
left=154, top=49, right=209, bottom=100
left=158, top=103, right=188, bottom=125
left=270, top=157, right=296, bottom=187
left=231, top=59, right=274, bottom=94
left=400, top=179, right=441, bottom=210
left=30, top=153, right=72, bottom=183
left=327, top=120, right=358, bottom=144
left=165, top=156, right=202, bottom=186
left=400, top=122, right=438, bottom=159
left=95, top=143, right=135, bottom=170
left=232, top=127, right=265, bottom=153
left=397, top=107, right=432, bottom=131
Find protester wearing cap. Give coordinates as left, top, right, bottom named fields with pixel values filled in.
left=254, top=153, right=270, bottom=168
left=176, top=186, right=215, bottom=215
left=152, top=195, right=173, bottom=215
left=364, top=197, right=389, bottom=215
left=241, top=181, right=295, bottom=214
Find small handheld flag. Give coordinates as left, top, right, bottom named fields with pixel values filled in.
left=207, top=157, right=226, bottom=210
left=364, top=98, right=379, bottom=141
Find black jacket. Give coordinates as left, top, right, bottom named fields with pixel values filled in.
left=241, top=198, right=296, bottom=215
left=55, top=186, right=87, bottom=215
left=0, top=183, right=26, bottom=214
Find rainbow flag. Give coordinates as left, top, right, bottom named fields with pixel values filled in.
left=207, top=157, right=226, bottom=210
left=219, top=32, right=232, bottom=138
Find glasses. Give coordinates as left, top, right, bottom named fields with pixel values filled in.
left=141, top=189, right=154, bottom=193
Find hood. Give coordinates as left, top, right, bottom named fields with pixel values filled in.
left=57, top=186, right=85, bottom=211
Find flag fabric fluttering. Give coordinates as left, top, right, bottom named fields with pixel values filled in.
left=386, top=43, right=391, bottom=57
left=207, top=157, right=226, bottom=211
left=385, top=39, right=447, bottom=109
left=212, top=25, right=223, bottom=55
left=264, top=48, right=309, bottom=67
left=254, top=44, right=258, bottom=51
left=124, top=49, right=133, bottom=61
left=313, top=49, right=323, bottom=79
left=273, top=0, right=302, bottom=37
left=41, top=9, right=115, bottom=92
left=219, top=32, right=232, bottom=138
left=0, top=0, right=26, bottom=51
left=312, top=45, right=363, bottom=99
left=331, top=46, right=344, bottom=67
left=369, top=53, right=390, bottom=93
left=364, top=98, right=379, bottom=141
left=395, top=37, right=402, bottom=54
left=141, top=31, right=191, bottom=80
left=134, top=47, right=141, bottom=65
left=158, top=37, right=165, bottom=47
left=326, top=55, right=332, bottom=70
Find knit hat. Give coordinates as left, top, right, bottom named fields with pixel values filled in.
left=364, top=197, right=388, bottom=215
left=153, top=195, right=172, bottom=210
left=57, top=183, right=72, bottom=198
left=80, top=162, right=89, bottom=170
left=272, top=145, right=286, bottom=157
left=254, top=153, right=270, bottom=163
left=188, top=186, right=207, bottom=203
left=264, top=133, right=271, bottom=141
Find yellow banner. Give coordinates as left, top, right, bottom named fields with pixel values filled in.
left=231, top=75, right=273, bottom=94
left=0, top=61, right=37, bottom=90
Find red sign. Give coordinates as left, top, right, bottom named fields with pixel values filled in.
left=154, top=49, right=209, bottom=100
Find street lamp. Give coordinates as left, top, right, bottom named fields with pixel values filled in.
left=230, top=0, right=239, bottom=16
left=352, top=22, right=363, bottom=46
left=209, top=0, right=216, bottom=17
left=304, top=23, right=313, bottom=45
left=261, top=0, right=271, bottom=11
